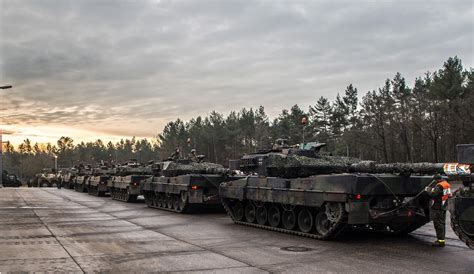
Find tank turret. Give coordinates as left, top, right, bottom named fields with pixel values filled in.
left=237, top=142, right=447, bottom=178
left=115, top=159, right=152, bottom=176
left=159, top=159, right=229, bottom=177
left=91, top=161, right=117, bottom=176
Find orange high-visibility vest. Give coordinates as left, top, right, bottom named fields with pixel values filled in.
left=437, top=180, right=451, bottom=206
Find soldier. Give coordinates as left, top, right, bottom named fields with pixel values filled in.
left=188, top=149, right=198, bottom=162
left=169, top=147, right=181, bottom=161
left=425, top=174, right=451, bottom=247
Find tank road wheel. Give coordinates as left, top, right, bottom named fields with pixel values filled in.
left=150, top=192, right=157, bottom=207
left=315, top=202, right=345, bottom=238
left=154, top=193, right=161, bottom=207
left=148, top=192, right=155, bottom=207
left=245, top=203, right=256, bottom=223
left=166, top=194, right=173, bottom=209
left=160, top=193, right=166, bottom=207
left=282, top=209, right=296, bottom=230
left=145, top=192, right=152, bottom=207
left=233, top=201, right=244, bottom=221
left=179, top=192, right=188, bottom=210
left=157, top=193, right=164, bottom=208
left=256, top=206, right=268, bottom=225
left=173, top=195, right=180, bottom=210
left=125, top=188, right=131, bottom=202
left=268, top=206, right=281, bottom=227
left=298, top=208, right=314, bottom=233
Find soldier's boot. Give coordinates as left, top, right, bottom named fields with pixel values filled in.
left=431, top=239, right=445, bottom=247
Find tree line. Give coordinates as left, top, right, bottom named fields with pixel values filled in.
left=2, top=56, right=472, bottom=179
left=2, top=137, right=160, bottom=178
left=158, top=56, right=473, bottom=164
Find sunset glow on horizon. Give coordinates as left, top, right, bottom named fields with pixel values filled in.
left=0, top=124, right=156, bottom=147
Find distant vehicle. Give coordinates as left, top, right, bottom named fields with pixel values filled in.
left=109, top=160, right=150, bottom=202
left=60, top=167, right=78, bottom=189
left=88, top=163, right=116, bottom=197
left=142, top=152, right=235, bottom=213
left=2, top=170, right=21, bottom=187
left=74, top=165, right=92, bottom=193
left=32, top=168, right=61, bottom=187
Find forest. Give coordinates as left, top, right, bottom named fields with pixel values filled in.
left=2, top=56, right=473, bottom=179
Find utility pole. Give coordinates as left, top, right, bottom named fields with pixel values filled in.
left=301, top=116, right=308, bottom=147
left=1, top=129, right=3, bottom=187
left=0, top=85, right=13, bottom=187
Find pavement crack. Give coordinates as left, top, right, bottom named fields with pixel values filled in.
left=43, top=188, right=270, bottom=273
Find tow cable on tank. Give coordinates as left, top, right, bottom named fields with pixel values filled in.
left=369, top=175, right=436, bottom=219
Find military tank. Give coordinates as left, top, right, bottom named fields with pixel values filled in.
left=60, top=167, right=78, bottom=189
left=109, top=160, right=151, bottom=202
left=88, top=163, right=116, bottom=197
left=220, top=141, right=463, bottom=240
left=142, top=148, right=235, bottom=213
left=448, top=144, right=474, bottom=249
left=2, top=170, right=21, bottom=187
left=74, top=165, right=92, bottom=193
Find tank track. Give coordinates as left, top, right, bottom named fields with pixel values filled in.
left=144, top=191, right=189, bottom=213
left=65, top=181, right=75, bottom=189
left=221, top=198, right=347, bottom=240
left=110, top=188, right=138, bottom=203
left=450, top=215, right=474, bottom=249
left=88, top=186, right=106, bottom=197
left=450, top=189, right=474, bottom=249
left=74, top=184, right=88, bottom=193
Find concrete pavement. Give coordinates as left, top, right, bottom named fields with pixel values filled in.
left=0, top=188, right=473, bottom=272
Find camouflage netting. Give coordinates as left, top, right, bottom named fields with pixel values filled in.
left=116, top=166, right=152, bottom=176
left=265, top=154, right=446, bottom=178
left=161, top=161, right=229, bottom=177
left=367, top=162, right=445, bottom=175
left=266, top=154, right=361, bottom=178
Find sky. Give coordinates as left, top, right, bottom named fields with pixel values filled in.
left=1, top=0, right=473, bottom=146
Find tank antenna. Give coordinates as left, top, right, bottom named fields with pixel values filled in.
left=301, top=116, right=308, bottom=147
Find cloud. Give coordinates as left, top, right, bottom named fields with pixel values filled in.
left=0, top=0, right=473, bottom=144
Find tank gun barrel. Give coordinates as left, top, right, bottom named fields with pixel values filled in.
left=349, top=162, right=447, bottom=175
left=265, top=153, right=469, bottom=178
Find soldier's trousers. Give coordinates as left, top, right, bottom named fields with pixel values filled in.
left=430, top=209, right=446, bottom=240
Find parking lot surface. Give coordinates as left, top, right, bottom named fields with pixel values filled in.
left=0, top=188, right=473, bottom=272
